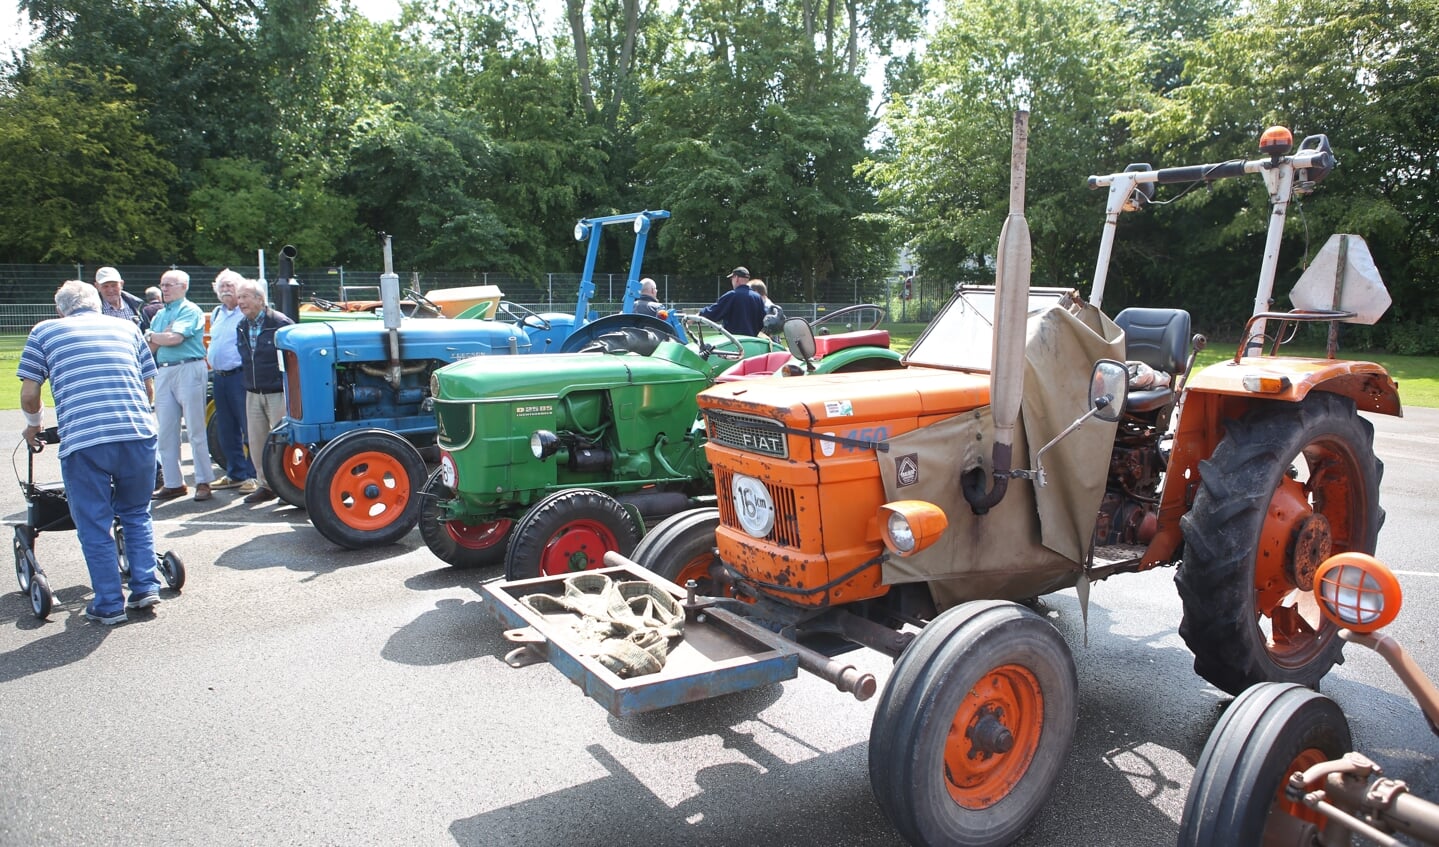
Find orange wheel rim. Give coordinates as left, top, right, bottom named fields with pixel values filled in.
left=1273, top=747, right=1328, bottom=828
left=670, top=553, right=715, bottom=589
left=326, top=450, right=412, bottom=531
left=284, top=444, right=311, bottom=489
left=1256, top=436, right=1363, bottom=668
left=944, top=664, right=1044, bottom=809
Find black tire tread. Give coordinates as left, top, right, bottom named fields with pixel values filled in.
left=418, top=468, right=510, bottom=569
left=630, top=508, right=721, bottom=585
left=305, top=429, right=428, bottom=549
left=504, top=488, right=641, bottom=581
left=263, top=430, right=308, bottom=509
left=1177, top=393, right=1381, bottom=694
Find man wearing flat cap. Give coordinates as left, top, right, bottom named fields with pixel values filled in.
left=699, top=266, right=765, bottom=337
left=94, top=266, right=151, bottom=331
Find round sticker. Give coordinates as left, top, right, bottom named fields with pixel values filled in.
left=820, top=433, right=836, bottom=457
left=731, top=474, right=776, bottom=538
left=440, top=453, right=457, bottom=489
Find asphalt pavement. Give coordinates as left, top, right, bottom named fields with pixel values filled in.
left=1, top=406, right=1436, bottom=846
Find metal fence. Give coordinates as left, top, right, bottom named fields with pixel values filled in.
left=0, top=263, right=924, bottom=333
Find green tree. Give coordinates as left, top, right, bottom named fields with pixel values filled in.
left=188, top=157, right=360, bottom=266
left=0, top=64, right=176, bottom=262
left=864, top=0, right=1145, bottom=292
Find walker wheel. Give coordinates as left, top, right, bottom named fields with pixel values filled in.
left=29, top=571, right=52, bottom=619
left=14, top=526, right=36, bottom=593
left=159, top=552, right=185, bottom=592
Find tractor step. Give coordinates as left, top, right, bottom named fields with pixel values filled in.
left=1093, top=543, right=1146, bottom=568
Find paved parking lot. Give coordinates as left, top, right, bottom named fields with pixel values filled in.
left=2, top=407, right=1436, bottom=846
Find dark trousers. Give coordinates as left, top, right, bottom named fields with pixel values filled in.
left=213, top=370, right=255, bottom=481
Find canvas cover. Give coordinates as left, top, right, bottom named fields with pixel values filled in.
left=879, top=301, right=1124, bottom=610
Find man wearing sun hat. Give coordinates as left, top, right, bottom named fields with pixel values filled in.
left=699, top=265, right=765, bottom=337
left=93, top=266, right=151, bottom=331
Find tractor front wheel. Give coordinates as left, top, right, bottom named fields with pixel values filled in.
left=305, top=429, right=427, bottom=549
left=418, top=469, right=512, bottom=569
left=262, top=431, right=312, bottom=509
left=504, top=489, right=640, bottom=581
left=869, top=600, right=1076, bottom=847
left=1178, top=393, right=1382, bottom=694
left=1178, top=682, right=1350, bottom=846
left=631, top=508, right=722, bottom=591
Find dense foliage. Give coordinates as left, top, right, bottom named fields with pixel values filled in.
left=1, top=0, right=1435, bottom=346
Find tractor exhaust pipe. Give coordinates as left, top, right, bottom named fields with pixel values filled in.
left=963, top=109, right=1031, bottom=515
left=379, top=234, right=404, bottom=389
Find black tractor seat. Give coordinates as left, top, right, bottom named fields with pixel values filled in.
left=1114, top=307, right=1191, bottom=414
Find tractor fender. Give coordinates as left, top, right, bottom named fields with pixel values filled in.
left=1141, top=358, right=1400, bottom=566
left=811, top=345, right=904, bottom=374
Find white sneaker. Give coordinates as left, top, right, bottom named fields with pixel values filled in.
left=211, top=476, right=242, bottom=490
left=237, top=479, right=259, bottom=494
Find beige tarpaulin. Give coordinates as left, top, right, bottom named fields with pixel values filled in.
left=879, top=301, right=1124, bottom=610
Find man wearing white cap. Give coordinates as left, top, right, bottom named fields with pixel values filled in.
left=94, top=266, right=151, bottom=331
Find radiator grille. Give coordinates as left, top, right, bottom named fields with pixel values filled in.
left=706, top=411, right=788, bottom=459
left=714, top=469, right=803, bottom=549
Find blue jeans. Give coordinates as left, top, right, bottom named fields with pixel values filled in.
left=59, top=436, right=160, bottom=615
left=212, top=370, right=255, bottom=481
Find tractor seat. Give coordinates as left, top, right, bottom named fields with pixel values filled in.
left=812, top=329, right=890, bottom=357
left=715, top=350, right=795, bottom=383
left=1114, top=307, right=1190, bottom=413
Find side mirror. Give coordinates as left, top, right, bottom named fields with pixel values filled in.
left=1090, top=359, right=1128, bottom=423
left=1313, top=552, right=1402, bottom=633
left=782, top=317, right=817, bottom=363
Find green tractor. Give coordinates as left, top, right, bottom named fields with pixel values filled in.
left=420, top=307, right=899, bottom=579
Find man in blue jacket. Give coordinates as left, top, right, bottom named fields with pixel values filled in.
left=236, top=278, right=294, bottom=504
left=699, top=266, right=765, bottom=337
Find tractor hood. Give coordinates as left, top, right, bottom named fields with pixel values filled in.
left=276, top=318, right=533, bottom=362
left=433, top=342, right=714, bottom=404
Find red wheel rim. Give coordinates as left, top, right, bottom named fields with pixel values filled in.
left=1255, top=436, right=1362, bottom=669
left=1273, top=747, right=1329, bottom=828
left=944, top=664, right=1045, bottom=810
left=537, top=519, right=621, bottom=576
left=283, top=444, right=311, bottom=490
left=448, top=518, right=512, bottom=550
left=326, top=450, right=412, bottom=531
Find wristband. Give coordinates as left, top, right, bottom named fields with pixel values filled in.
left=23, top=408, right=42, bottom=427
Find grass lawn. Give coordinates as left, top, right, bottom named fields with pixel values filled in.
left=3, top=327, right=1435, bottom=410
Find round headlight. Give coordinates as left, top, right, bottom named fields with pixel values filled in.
left=634, top=215, right=649, bottom=234
left=886, top=512, right=916, bottom=554
left=574, top=222, right=589, bottom=242
left=530, top=430, right=560, bottom=460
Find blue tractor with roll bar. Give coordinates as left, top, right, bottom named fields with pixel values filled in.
left=260, top=210, right=682, bottom=550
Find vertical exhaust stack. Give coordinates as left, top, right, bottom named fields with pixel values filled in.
left=964, top=110, right=1032, bottom=514
left=380, top=234, right=404, bottom=388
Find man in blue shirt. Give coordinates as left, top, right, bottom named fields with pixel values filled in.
left=699, top=266, right=765, bottom=337
left=145, top=270, right=216, bottom=502
left=206, top=269, right=257, bottom=494
left=18, top=280, right=161, bottom=625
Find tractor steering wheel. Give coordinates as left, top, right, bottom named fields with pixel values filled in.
left=402, top=288, right=444, bottom=318
left=497, top=301, right=552, bottom=332
left=681, top=313, right=746, bottom=360
left=810, top=303, right=886, bottom=334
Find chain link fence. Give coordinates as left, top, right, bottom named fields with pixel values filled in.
left=0, top=263, right=933, bottom=332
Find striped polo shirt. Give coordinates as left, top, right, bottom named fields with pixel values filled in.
left=16, top=309, right=159, bottom=459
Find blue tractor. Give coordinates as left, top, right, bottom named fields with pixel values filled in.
left=262, top=211, right=680, bottom=550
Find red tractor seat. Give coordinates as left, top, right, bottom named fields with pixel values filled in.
left=812, top=330, right=890, bottom=357
left=715, top=351, right=795, bottom=383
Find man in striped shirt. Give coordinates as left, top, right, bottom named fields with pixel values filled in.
left=18, top=280, right=162, bottom=625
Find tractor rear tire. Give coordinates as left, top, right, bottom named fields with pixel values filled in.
left=1177, top=393, right=1382, bottom=694
left=1178, top=683, right=1350, bottom=846
left=869, top=600, right=1076, bottom=847
left=263, top=431, right=311, bottom=509
left=305, top=429, right=427, bottom=549
left=631, top=508, right=721, bottom=591
left=504, top=489, right=640, bottom=581
left=418, top=469, right=512, bottom=569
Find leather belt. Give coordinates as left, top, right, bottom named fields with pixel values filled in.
left=158, top=357, right=204, bottom=368
left=214, top=367, right=242, bottom=376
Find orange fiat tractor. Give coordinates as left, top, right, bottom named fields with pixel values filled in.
left=483, top=113, right=1400, bottom=847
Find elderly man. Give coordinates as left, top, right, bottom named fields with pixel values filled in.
left=18, top=280, right=161, bottom=624
left=94, top=266, right=151, bottom=330
left=207, top=269, right=257, bottom=493
left=698, top=266, right=765, bottom=336
left=236, top=278, right=293, bottom=504
left=633, top=278, right=663, bottom=317
left=146, top=270, right=216, bottom=502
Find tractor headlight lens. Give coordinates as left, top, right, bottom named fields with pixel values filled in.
left=531, top=430, right=560, bottom=460
left=574, top=222, right=588, bottom=242
left=886, top=513, right=916, bottom=554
